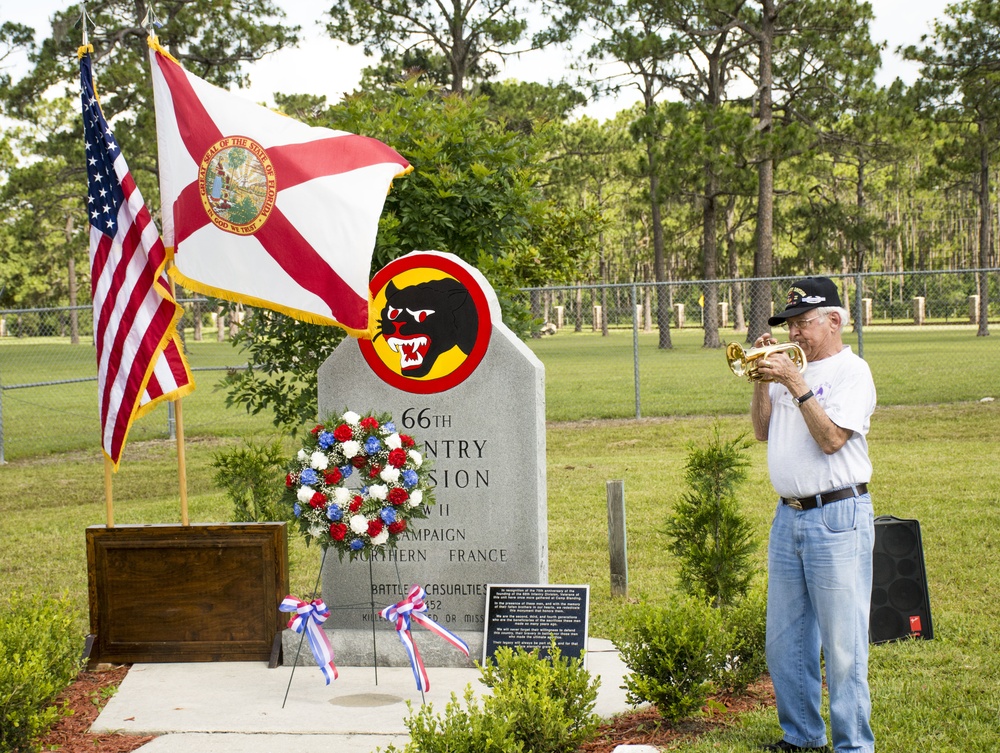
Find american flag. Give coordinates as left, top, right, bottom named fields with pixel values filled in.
left=80, top=48, right=193, bottom=469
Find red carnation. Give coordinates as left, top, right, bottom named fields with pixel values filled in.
left=388, top=520, right=407, bottom=535
left=325, top=468, right=343, bottom=485
left=309, top=492, right=327, bottom=509
left=311, top=424, right=324, bottom=435
left=349, top=495, right=364, bottom=513
left=388, top=448, right=408, bottom=468
left=330, top=523, right=347, bottom=541
left=333, top=423, right=353, bottom=442
left=360, top=416, right=380, bottom=430
left=351, top=455, right=367, bottom=469
left=368, top=464, right=383, bottom=479
left=388, top=487, right=410, bottom=506
left=367, top=519, right=384, bottom=537
left=285, top=473, right=295, bottom=488
left=400, top=434, right=415, bottom=448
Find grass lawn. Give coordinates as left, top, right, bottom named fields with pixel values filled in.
left=1, top=325, right=999, bottom=752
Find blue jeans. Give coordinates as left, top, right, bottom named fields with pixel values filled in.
left=766, top=493, right=875, bottom=753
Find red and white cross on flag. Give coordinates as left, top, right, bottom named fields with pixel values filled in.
left=148, top=38, right=411, bottom=337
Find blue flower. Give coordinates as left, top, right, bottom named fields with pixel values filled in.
left=380, top=507, right=397, bottom=524
left=293, top=503, right=302, bottom=517
left=326, top=505, right=343, bottom=522
left=317, top=431, right=335, bottom=449
left=384, top=421, right=397, bottom=433
left=364, top=436, right=383, bottom=455
left=401, top=469, right=419, bottom=488
left=350, top=538, right=365, bottom=551
left=340, top=465, right=353, bottom=479
left=299, top=468, right=319, bottom=486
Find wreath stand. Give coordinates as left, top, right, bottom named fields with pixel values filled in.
left=282, top=548, right=426, bottom=706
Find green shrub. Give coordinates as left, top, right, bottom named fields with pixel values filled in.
left=211, top=435, right=289, bottom=523
left=384, top=687, right=523, bottom=753
left=614, top=596, right=727, bottom=722
left=479, top=642, right=600, bottom=753
left=0, top=590, right=83, bottom=753
left=717, top=583, right=769, bottom=693
left=382, top=642, right=600, bottom=753
left=662, top=426, right=758, bottom=607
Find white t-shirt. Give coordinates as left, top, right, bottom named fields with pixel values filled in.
left=766, top=345, right=876, bottom=498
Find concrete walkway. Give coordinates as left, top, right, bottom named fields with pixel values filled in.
left=92, top=638, right=634, bottom=752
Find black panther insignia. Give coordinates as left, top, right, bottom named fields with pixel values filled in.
left=376, top=278, right=479, bottom=378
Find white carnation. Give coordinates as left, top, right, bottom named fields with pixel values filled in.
left=408, top=489, right=423, bottom=507
left=297, top=449, right=308, bottom=461
left=380, top=467, right=400, bottom=484
left=310, top=451, right=329, bottom=470
left=368, top=484, right=389, bottom=501
left=408, top=450, right=423, bottom=467
left=297, top=486, right=315, bottom=504
left=385, top=433, right=402, bottom=450
left=342, top=440, right=361, bottom=458
left=371, top=529, right=389, bottom=546
left=349, top=514, right=369, bottom=534
left=308, top=524, right=326, bottom=539
left=332, top=487, right=352, bottom=505
left=342, top=411, right=361, bottom=424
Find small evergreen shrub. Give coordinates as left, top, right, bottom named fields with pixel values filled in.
left=717, top=584, right=769, bottom=693
left=0, top=590, right=83, bottom=753
left=382, top=642, right=600, bottom=753
left=388, top=687, right=523, bottom=753
left=662, top=426, right=758, bottom=607
left=614, top=596, right=727, bottom=722
left=479, top=642, right=600, bottom=753
left=211, top=436, right=289, bottom=523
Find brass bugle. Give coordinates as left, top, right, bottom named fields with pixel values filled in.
left=726, top=341, right=807, bottom=382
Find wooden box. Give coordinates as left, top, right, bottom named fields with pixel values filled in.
left=86, top=523, right=288, bottom=665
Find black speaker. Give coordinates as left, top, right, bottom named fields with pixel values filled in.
left=869, top=515, right=933, bottom=644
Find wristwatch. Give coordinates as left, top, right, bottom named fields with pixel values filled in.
left=793, top=390, right=814, bottom=407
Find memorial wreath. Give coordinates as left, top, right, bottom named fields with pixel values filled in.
left=283, top=410, right=433, bottom=560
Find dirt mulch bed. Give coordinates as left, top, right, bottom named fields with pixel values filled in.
left=35, top=665, right=155, bottom=753
left=580, top=677, right=776, bottom=752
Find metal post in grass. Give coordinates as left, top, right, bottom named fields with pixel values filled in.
left=606, top=479, right=628, bottom=597
left=855, top=272, right=865, bottom=359
left=631, top=284, right=641, bottom=419
left=0, top=380, right=5, bottom=465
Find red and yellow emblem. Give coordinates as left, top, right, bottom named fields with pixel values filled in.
left=198, top=136, right=277, bottom=235
left=359, top=253, right=492, bottom=394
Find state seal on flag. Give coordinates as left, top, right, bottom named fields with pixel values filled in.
left=198, top=136, right=276, bottom=235
left=360, top=252, right=493, bottom=394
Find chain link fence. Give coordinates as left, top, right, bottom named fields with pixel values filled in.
left=1, top=270, right=997, bottom=461
left=0, top=298, right=257, bottom=462
left=517, top=270, right=999, bottom=337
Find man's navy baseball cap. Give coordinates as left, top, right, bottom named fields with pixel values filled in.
left=768, top=276, right=843, bottom=326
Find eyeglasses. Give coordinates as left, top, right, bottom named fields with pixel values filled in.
left=779, top=315, right=825, bottom=331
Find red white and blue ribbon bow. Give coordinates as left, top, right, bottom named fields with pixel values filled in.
left=380, top=584, right=470, bottom=691
left=280, top=596, right=339, bottom=684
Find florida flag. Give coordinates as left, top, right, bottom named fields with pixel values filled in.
left=148, top=38, right=410, bottom=337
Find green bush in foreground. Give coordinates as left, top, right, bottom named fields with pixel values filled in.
left=384, top=642, right=600, bottom=753
left=615, top=592, right=770, bottom=720
left=0, top=590, right=82, bottom=753
left=615, top=596, right=728, bottom=722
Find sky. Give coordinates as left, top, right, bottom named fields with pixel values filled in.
left=2, top=0, right=953, bottom=122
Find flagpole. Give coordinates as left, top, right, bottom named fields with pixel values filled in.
left=104, top=456, right=115, bottom=527
left=175, top=396, right=189, bottom=526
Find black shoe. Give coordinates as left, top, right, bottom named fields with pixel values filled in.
left=760, top=741, right=830, bottom=752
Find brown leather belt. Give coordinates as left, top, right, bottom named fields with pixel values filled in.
left=781, top=483, right=869, bottom=511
